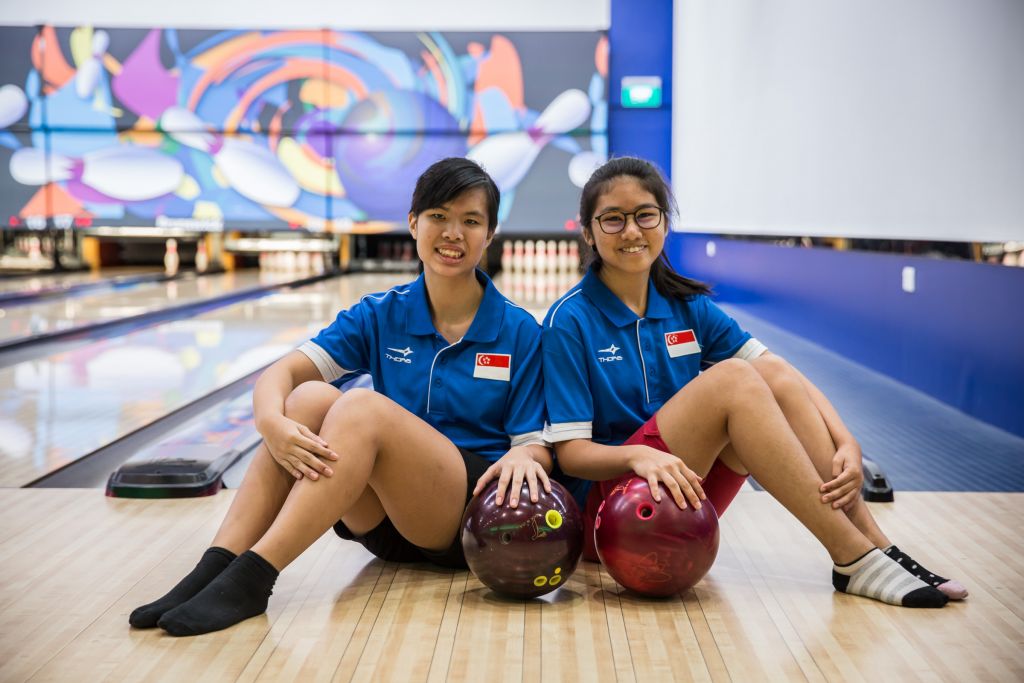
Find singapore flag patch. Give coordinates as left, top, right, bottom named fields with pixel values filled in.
left=474, top=353, right=511, bottom=381
left=665, top=330, right=701, bottom=358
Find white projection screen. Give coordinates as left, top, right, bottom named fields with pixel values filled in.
left=672, top=0, right=1024, bottom=242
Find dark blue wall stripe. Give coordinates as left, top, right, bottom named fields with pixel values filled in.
left=665, top=233, right=1024, bottom=438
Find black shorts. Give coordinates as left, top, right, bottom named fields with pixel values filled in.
left=332, top=447, right=491, bottom=569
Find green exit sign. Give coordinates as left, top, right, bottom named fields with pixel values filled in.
left=621, top=76, right=663, bottom=108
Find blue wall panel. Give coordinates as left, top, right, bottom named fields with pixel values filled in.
left=608, top=0, right=672, bottom=173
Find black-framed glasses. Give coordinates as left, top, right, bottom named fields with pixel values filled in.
left=593, top=207, right=665, bottom=234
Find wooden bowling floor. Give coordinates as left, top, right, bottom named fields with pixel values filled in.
left=1, top=489, right=1021, bottom=682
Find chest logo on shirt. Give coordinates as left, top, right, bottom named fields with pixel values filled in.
left=385, top=346, right=413, bottom=364
left=474, top=353, right=511, bottom=381
left=598, top=344, right=623, bottom=363
left=665, top=330, right=701, bottom=358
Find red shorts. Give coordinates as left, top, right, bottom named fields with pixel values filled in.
left=581, top=414, right=748, bottom=562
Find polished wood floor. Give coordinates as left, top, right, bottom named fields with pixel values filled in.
left=1, top=489, right=1020, bottom=682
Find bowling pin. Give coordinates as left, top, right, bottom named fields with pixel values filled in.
left=534, top=239, right=547, bottom=275
left=311, top=251, right=326, bottom=274
left=10, top=146, right=183, bottom=202
left=0, top=84, right=28, bottom=129
left=164, top=238, right=179, bottom=276
left=557, top=240, right=569, bottom=273
left=512, top=240, right=524, bottom=274
left=75, top=30, right=110, bottom=99
left=467, top=89, right=591, bottom=192
left=568, top=241, right=580, bottom=273
left=297, top=251, right=312, bottom=273
left=28, top=236, right=42, bottom=262
left=523, top=240, right=535, bottom=277
left=501, top=240, right=512, bottom=274
left=195, top=240, right=209, bottom=273
left=160, top=106, right=299, bottom=208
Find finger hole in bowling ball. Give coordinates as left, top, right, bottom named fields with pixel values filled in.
left=500, top=532, right=513, bottom=544
left=636, top=503, right=655, bottom=520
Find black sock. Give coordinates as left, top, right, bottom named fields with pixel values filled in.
left=129, top=547, right=236, bottom=629
left=157, top=550, right=279, bottom=636
left=832, top=548, right=948, bottom=608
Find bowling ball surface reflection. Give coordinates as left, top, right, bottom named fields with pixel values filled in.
left=462, top=479, right=584, bottom=599
left=595, top=477, right=719, bottom=597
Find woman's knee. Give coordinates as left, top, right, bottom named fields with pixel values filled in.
left=321, top=387, right=387, bottom=439
left=749, top=354, right=803, bottom=400
left=707, top=358, right=771, bottom=394
left=283, top=380, right=342, bottom=426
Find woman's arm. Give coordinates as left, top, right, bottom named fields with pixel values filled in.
left=555, top=438, right=705, bottom=509
left=253, top=350, right=339, bottom=480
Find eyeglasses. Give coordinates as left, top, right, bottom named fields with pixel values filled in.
left=593, top=207, right=665, bottom=234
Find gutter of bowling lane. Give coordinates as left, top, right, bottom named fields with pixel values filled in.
left=0, top=270, right=340, bottom=364
left=0, top=270, right=203, bottom=307
left=26, top=365, right=266, bottom=489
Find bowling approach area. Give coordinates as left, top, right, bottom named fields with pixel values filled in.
left=0, top=265, right=1018, bottom=682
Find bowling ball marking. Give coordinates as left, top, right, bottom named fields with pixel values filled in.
left=532, top=566, right=563, bottom=587
left=545, top=509, right=563, bottom=529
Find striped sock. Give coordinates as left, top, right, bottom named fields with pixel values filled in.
left=832, top=548, right=948, bottom=608
left=883, top=545, right=968, bottom=600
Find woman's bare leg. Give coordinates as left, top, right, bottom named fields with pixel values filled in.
left=745, top=354, right=965, bottom=598
left=250, top=388, right=470, bottom=570
left=130, top=380, right=342, bottom=628
left=744, top=354, right=889, bottom=545
left=211, top=381, right=343, bottom=554
left=650, top=360, right=946, bottom=607
left=157, top=388, right=472, bottom=635
left=652, top=359, right=872, bottom=564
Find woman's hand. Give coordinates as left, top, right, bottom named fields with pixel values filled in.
left=260, top=414, right=338, bottom=481
left=473, top=446, right=552, bottom=508
left=626, top=445, right=706, bottom=510
left=820, top=442, right=863, bottom=511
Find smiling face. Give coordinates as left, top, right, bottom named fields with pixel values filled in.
left=583, top=176, right=667, bottom=278
left=409, top=186, right=494, bottom=278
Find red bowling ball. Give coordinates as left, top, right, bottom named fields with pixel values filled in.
left=594, top=477, right=719, bottom=597
left=462, top=479, right=584, bottom=599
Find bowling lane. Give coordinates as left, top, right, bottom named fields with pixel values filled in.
left=0, top=273, right=405, bottom=488
left=0, top=270, right=297, bottom=345
left=0, top=267, right=160, bottom=296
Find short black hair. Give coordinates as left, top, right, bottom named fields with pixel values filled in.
left=409, top=158, right=501, bottom=232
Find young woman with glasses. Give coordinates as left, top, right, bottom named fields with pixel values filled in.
left=542, top=157, right=965, bottom=607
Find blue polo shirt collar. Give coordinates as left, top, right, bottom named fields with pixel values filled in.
left=580, top=267, right=674, bottom=327
left=405, top=269, right=504, bottom=342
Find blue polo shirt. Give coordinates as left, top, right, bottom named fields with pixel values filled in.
left=542, top=268, right=767, bottom=450
left=299, top=270, right=545, bottom=461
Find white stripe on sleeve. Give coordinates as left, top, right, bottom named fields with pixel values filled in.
left=297, top=341, right=353, bottom=383
left=543, top=421, right=593, bottom=443
left=734, top=337, right=768, bottom=360
left=510, top=430, right=547, bottom=448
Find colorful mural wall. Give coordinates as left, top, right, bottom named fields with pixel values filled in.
left=0, top=27, right=607, bottom=233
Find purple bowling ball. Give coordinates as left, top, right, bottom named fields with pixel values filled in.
left=462, top=479, right=584, bottom=599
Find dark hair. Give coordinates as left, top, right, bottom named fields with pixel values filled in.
left=579, top=156, right=710, bottom=299
left=409, top=157, right=500, bottom=232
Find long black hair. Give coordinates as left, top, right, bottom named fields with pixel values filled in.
left=409, top=157, right=501, bottom=233
left=579, top=156, right=710, bottom=299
